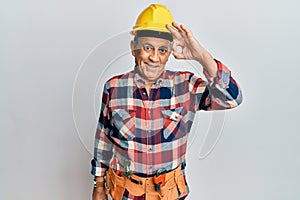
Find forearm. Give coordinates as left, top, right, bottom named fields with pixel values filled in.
left=201, top=60, right=243, bottom=110
left=195, top=50, right=218, bottom=77
left=92, top=82, right=113, bottom=176
left=91, top=133, right=112, bottom=177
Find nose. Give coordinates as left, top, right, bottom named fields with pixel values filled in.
left=149, top=49, right=159, bottom=63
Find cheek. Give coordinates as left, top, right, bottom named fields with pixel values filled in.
left=161, top=54, right=170, bottom=64
left=136, top=52, right=149, bottom=63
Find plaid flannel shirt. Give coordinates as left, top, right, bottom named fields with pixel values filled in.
left=91, top=60, right=242, bottom=177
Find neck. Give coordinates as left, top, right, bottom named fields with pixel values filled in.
left=145, top=82, right=153, bottom=94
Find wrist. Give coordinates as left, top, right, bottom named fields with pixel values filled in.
left=93, top=186, right=106, bottom=192
left=94, top=176, right=104, bottom=181
left=93, top=176, right=105, bottom=188
left=195, top=50, right=210, bottom=64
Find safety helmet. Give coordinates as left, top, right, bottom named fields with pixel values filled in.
left=131, top=4, right=174, bottom=35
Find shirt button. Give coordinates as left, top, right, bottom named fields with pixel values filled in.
left=148, top=148, right=152, bottom=152
left=142, top=92, right=146, bottom=95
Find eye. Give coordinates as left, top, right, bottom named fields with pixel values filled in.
left=143, top=45, right=153, bottom=52
left=159, top=48, right=168, bottom=54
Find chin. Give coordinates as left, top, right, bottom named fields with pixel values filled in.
left=147, top=75, right=160, bottom=80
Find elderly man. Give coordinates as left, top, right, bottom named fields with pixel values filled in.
left=91, top=4, right=242, bottom=200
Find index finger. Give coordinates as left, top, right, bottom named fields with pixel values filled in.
left=180, top=24, right=194, bottom=37
left=166, top=24, right=180, bottom=37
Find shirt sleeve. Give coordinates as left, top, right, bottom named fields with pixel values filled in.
left=91, top=82, right=113, bottom=176
left=189, top=59, right=243, bottom=111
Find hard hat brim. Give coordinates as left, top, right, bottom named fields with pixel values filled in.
left=133, top=30, right=173, bottom=42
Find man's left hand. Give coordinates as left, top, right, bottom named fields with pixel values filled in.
left=166, top=22, right=205, bottom=62
left=166, top=22, right=218, bottom=77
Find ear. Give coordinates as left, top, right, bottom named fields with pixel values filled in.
left=130, top=40, right=136, bottom=57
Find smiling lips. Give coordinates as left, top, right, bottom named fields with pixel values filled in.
left=145, top=63, right=160, bottom=69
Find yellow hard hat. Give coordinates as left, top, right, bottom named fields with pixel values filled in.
left=131, top=4, right=174, bottom=35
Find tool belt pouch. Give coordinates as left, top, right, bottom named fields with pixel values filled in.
left=105, top=168, right=126, bottom=200
left=124, top=178, right=145, bottom=197
left=159, top=170, right=187, bottom=200
left=175, top=171, right=188, bottom=198
left=159, top=179, right=178, bottom=200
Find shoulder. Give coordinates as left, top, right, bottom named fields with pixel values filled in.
left=164, top=69, right=207, bottom=86
left=104, top=70, right=134, bottom=88
left=107, top=70, right=133, bottom=82
left=164, top=70, right=194, bottom=81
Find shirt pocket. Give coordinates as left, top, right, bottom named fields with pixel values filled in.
left=111, top=109, right=136, bottom=140
left=161, top=106, right=187, bottom=140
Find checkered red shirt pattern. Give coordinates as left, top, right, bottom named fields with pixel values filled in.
left=91, top=60, right=242, bottom=177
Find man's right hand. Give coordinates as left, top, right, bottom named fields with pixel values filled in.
left=92, top=187, right=108, bottom=200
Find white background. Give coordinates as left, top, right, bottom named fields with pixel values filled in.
left=1, top=0, right=300, bottom=199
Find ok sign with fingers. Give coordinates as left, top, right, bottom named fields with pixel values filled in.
left=166, top=22, right=218, bottom=77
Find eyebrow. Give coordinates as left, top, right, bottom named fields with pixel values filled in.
left=142, top=43, right=169, bottom=49
left=143, top=43, right=153, bottom=47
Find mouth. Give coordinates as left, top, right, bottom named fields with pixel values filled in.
left=145, top=63, right=160, bottom=69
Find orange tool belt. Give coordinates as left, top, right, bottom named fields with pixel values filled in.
left=105, top=166, right=188, bottom=200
